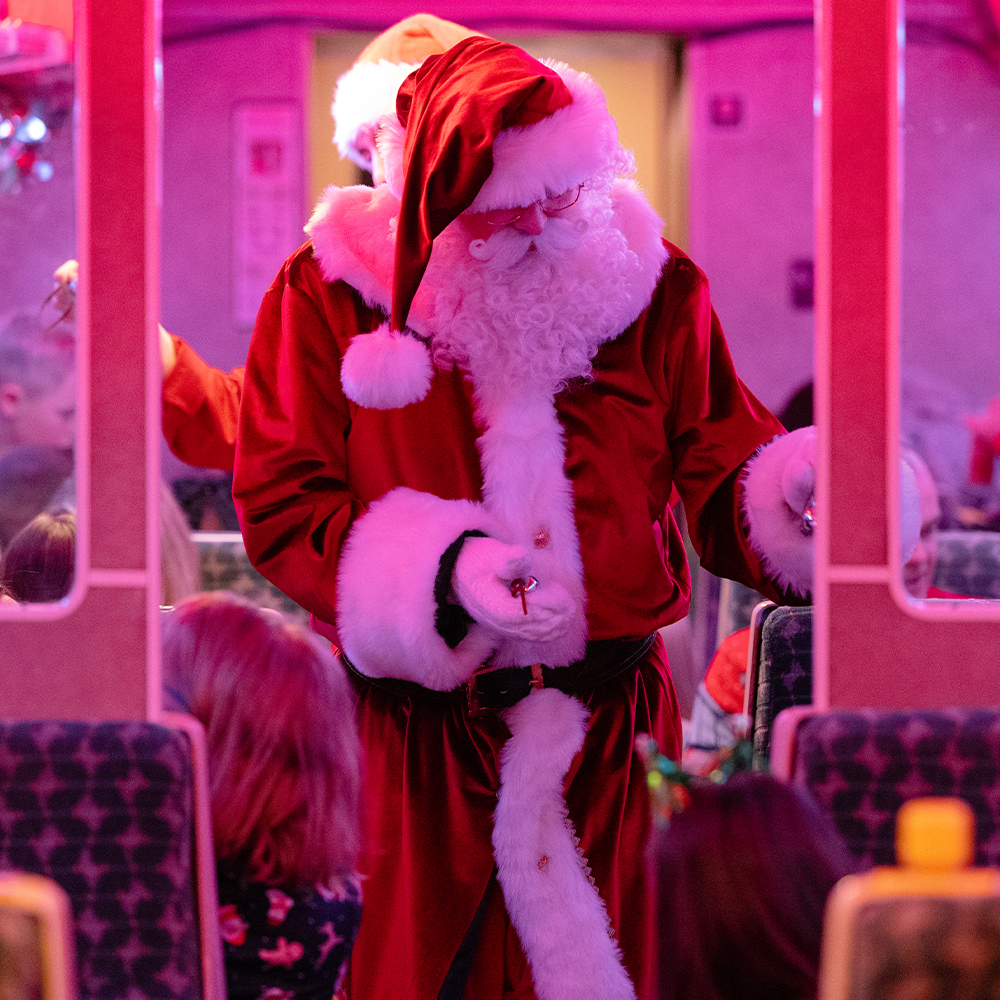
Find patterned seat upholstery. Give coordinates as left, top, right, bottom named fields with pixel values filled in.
left=750, top=605, right=813, bottom=764
left=933, top=530, right=1000, bottom=599
left=0, top=721, right=206, bottom=1000
left=822, top=883, right=1000, bottom=999
left=789, top=708, right=1000, bottom=868
left=194, top=531, right=309, bottom=624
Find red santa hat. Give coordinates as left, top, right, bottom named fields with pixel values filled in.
left=331, top=14, right=480, bottom=169
left=341, top=35, right=626, bottom=410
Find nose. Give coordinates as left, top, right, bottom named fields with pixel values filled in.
left=512, top=201, right=546, bottom=236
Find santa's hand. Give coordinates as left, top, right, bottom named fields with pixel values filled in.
left=778, top=426, right=817, bottom=521
left=51, top=259, right=79, bottom=320
left=453, top=536, right=575, bottom=641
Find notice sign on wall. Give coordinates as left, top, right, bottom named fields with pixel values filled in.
left=233, top=103, right=302, bottom=327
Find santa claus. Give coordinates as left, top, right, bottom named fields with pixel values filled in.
left=233, top=35, right=815, bottom=1000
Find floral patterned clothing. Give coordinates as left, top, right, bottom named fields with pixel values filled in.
left=217, top=865, right=363, bottom=1000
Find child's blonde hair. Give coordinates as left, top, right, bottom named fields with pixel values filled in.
left=162, top=591, right=361, bottom=887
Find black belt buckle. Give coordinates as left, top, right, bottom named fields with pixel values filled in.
left=466, top=663, right=546, bottom=717
left=466, top=673, right=484, bottom=718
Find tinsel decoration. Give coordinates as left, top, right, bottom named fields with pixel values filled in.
left=635, top=734, right=755, bottom=828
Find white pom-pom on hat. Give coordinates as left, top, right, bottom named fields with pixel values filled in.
left=340, top=324, right=434, bottom=410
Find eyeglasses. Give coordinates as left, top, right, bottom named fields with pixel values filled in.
left=481, top=183, right=584, bottom=227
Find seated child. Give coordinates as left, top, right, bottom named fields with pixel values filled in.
left=161, top=592, right=363, bottom=1000
left=0, top=510, right=75, bottom=603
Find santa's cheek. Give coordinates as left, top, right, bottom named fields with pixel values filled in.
left=459, top=213, right=500, bottom=242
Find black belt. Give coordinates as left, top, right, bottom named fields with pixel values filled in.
left=341, top=633, right=657, bottom=716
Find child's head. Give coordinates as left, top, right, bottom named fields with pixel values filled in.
left=161, top=591, right=362, bottom=887
left=652, top=772, right=853, bottom=1000
left=0, top=510, right=75, bottom=603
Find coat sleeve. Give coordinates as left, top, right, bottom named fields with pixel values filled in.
left=232, top=250, right=496, bottom=689
left=161, top=335, right=244, bottom=471
left=655, top=263, right=804, bottom=605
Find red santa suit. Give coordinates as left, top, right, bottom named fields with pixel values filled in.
left=233, top=38, right=810, bottom=1000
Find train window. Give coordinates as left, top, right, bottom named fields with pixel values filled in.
left=0, top=4, right=79, bottom=617
left=897, top=0, right=1000, bottom=608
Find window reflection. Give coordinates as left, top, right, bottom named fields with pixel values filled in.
left=0, top=18, right=77, bottom=607
left=899, top=0, right=1000, bottom=601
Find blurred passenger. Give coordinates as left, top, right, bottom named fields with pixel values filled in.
left=685, top=626, right=751, bottom=754
left=651, top=772, right=853, bottom=1000
left=161, top=592, right=363, bottom=1000
left=332, top=13, right=478, bottom=184
left=967, top=397, right=1000, bottom=486
left=901, top=447, right=943, bottom=599
left=777, top=380, right=813, bottom=432
left=0, top=443, right=73, bottom=552
left=0, top=313, right=75, bottom=463
left=900, top=447, right=974, bottom=599
left=0, top=510, right=75, bottom=603
left=159, top=478, right=200, bottom=607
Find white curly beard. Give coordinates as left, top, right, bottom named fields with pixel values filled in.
left=408, top=195, right=645, bottom=408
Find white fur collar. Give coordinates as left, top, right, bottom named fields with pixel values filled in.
left=306, top=182, right=396, bottom=315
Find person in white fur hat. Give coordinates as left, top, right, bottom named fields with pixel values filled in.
left=233, top=35, right=816, bottom=1000
left=333, top=12, right=479, bottom=183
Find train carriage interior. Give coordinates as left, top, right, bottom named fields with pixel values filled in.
left=2, top=0, right=1000, bottom=996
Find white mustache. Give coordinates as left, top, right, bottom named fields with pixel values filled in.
left=466, top=216, right=589, bottom=270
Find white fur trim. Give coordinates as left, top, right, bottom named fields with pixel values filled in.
left=472, top=65, right=625, bottom=211
left=335, top=488, right=495, bottom=689
left=494, top=689, right=636, bottom=1000
left=305, top=183, right=395, bottom=314
left=742, top=427, right=816, bottom=597
left=332, top=60, right=419, bottom=168
left=474, top=396, right=588, bottom=668
left=341, top=324, right=433, bottom=409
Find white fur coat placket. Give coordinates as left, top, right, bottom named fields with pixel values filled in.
left=471, top=389, right=636, bottom=1000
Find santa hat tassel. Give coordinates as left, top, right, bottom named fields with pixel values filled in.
left=340, top=323, right=433, bottom=410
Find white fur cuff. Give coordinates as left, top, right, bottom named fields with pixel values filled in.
left=335, top=487, right=495, bottom=689
left=741, top=427, right=816, bottom=597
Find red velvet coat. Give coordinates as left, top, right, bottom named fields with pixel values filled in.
left=232, top=238, right=793, bottom=1000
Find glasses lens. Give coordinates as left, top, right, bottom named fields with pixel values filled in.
left=483, top=207, right=524, bottom=227
left=542, top=184, right=582, bottom=214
